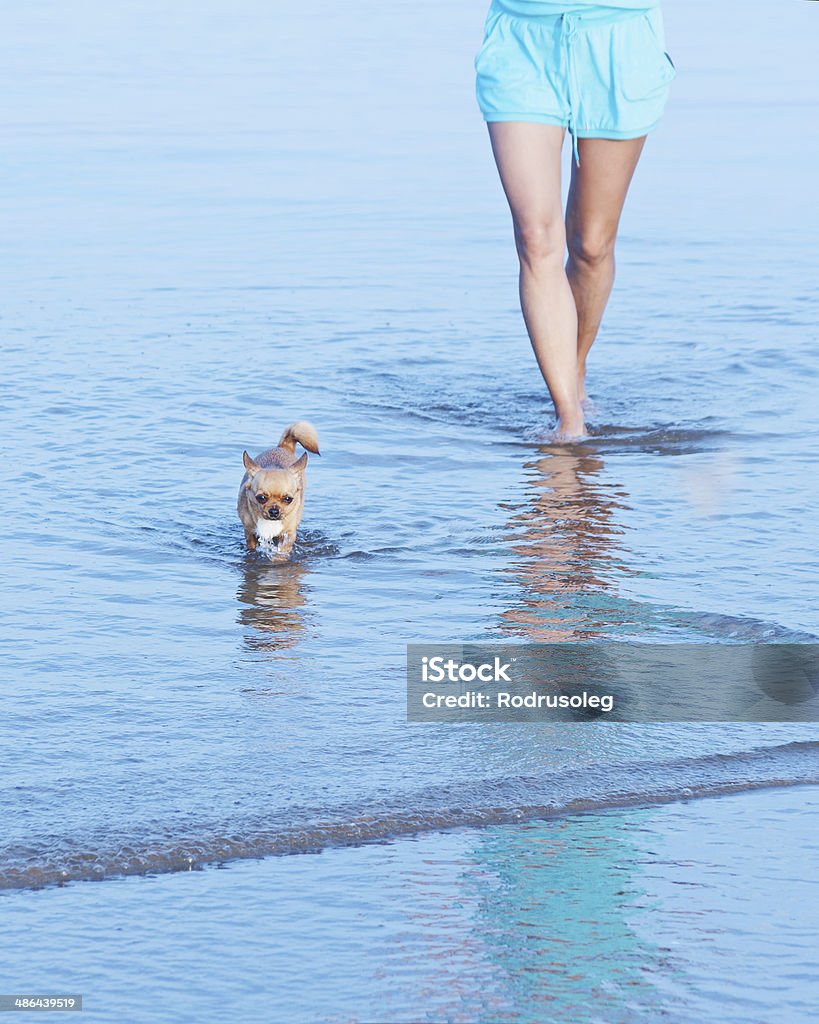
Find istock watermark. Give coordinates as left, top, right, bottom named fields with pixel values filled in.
left=421, top=655, right=513, bottom=683
left=406, top=644, right=819, bottom=723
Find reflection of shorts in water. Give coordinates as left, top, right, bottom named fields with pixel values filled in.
left=474, top=0, right=676, bottom=161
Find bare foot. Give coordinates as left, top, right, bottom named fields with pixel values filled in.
left=554, top=406, right=587, bottom=441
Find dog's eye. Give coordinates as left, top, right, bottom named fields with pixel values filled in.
left=283, top=495, right=293, bottom=504
left=255, top=493, right=267, bottom=504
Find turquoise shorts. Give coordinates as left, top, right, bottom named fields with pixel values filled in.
left=474, top=0, right=676, bottom=162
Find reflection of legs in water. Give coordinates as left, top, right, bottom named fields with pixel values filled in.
left=502, top=442, right=629, bottom=641
left=566, top=137, right=646, bottom=404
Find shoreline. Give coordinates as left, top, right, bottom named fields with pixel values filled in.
left=4, top=739, right=818, bottom=892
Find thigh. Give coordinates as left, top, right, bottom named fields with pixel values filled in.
left=487, top=122, right=565, bottom=232
left=566, top=136, right=646, bottom=246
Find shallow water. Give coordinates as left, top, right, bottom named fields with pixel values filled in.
left=4, top=787, right=818, bottom=1024
left=1, top=0, right=819, bottom=1009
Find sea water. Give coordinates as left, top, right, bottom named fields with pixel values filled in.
left=1, top=0, right=818, bottom=1018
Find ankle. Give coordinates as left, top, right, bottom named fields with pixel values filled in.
left=555, top=401, right=585, bottom=434
left=555, top=396, right=583, bottom=420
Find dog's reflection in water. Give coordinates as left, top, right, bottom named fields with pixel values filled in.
left=502, top=441, right=630, bottom=641
left=236, top=557, right=309, bottom=653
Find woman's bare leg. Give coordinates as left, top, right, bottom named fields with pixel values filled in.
left=566, top=136, right=646, bottom=402
left=488, top=122, right=584, bottom=439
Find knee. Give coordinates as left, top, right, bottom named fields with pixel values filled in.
left=513, top=218, right=566, bottom=269
left=567, top=229, right=615, bottom=270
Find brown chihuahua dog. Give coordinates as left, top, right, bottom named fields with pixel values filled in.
left=237, top=421, right=320, bottom=559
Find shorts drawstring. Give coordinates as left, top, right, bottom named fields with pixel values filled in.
left=560, top=13, right=582, bottom=166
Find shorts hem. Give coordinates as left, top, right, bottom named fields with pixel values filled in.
left=576, top=121, right=661, bottom=139
left=481, top=114, right=663, bottom=139
left=483, top=113, right=568, bottom=127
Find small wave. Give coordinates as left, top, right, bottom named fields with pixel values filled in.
left=3, top=740, right=817, bottom=892
left=587, top=424, right=742, bottom=455
left=668, top=610, right=817, bottom=644
left=519, top=423, right=746, bottom=456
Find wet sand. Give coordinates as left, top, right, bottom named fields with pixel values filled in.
left=4, top=784, right=818, bottom=1023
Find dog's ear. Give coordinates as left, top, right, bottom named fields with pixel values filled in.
left=291, top=453, right=308, bottom=475
left=243, top=450, right=261, bottom=475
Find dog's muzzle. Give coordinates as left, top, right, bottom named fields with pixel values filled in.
left=266, top=508, right=281, bottom=520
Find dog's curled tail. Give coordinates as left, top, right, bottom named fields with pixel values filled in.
left=279, top=420, right=320, bottom=456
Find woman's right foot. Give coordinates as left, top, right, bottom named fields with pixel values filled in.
left=554, top=407, right=587, bottom=441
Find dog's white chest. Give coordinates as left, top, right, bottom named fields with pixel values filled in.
left=255, top=519, right=284, bottom=541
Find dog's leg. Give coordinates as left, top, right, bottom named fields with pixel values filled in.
left=244, top=528, right=258, bottom=551
left=277, top=532, right=295, bottom=559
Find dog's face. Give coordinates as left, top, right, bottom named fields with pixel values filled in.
left=250, top=470, right=299, bottom=522
left=242, top=454, right=306, bottom=536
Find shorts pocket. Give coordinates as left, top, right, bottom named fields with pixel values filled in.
left=473, top=9, right=503, bottom=73
left=616, top=11, right=676, bottom=103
